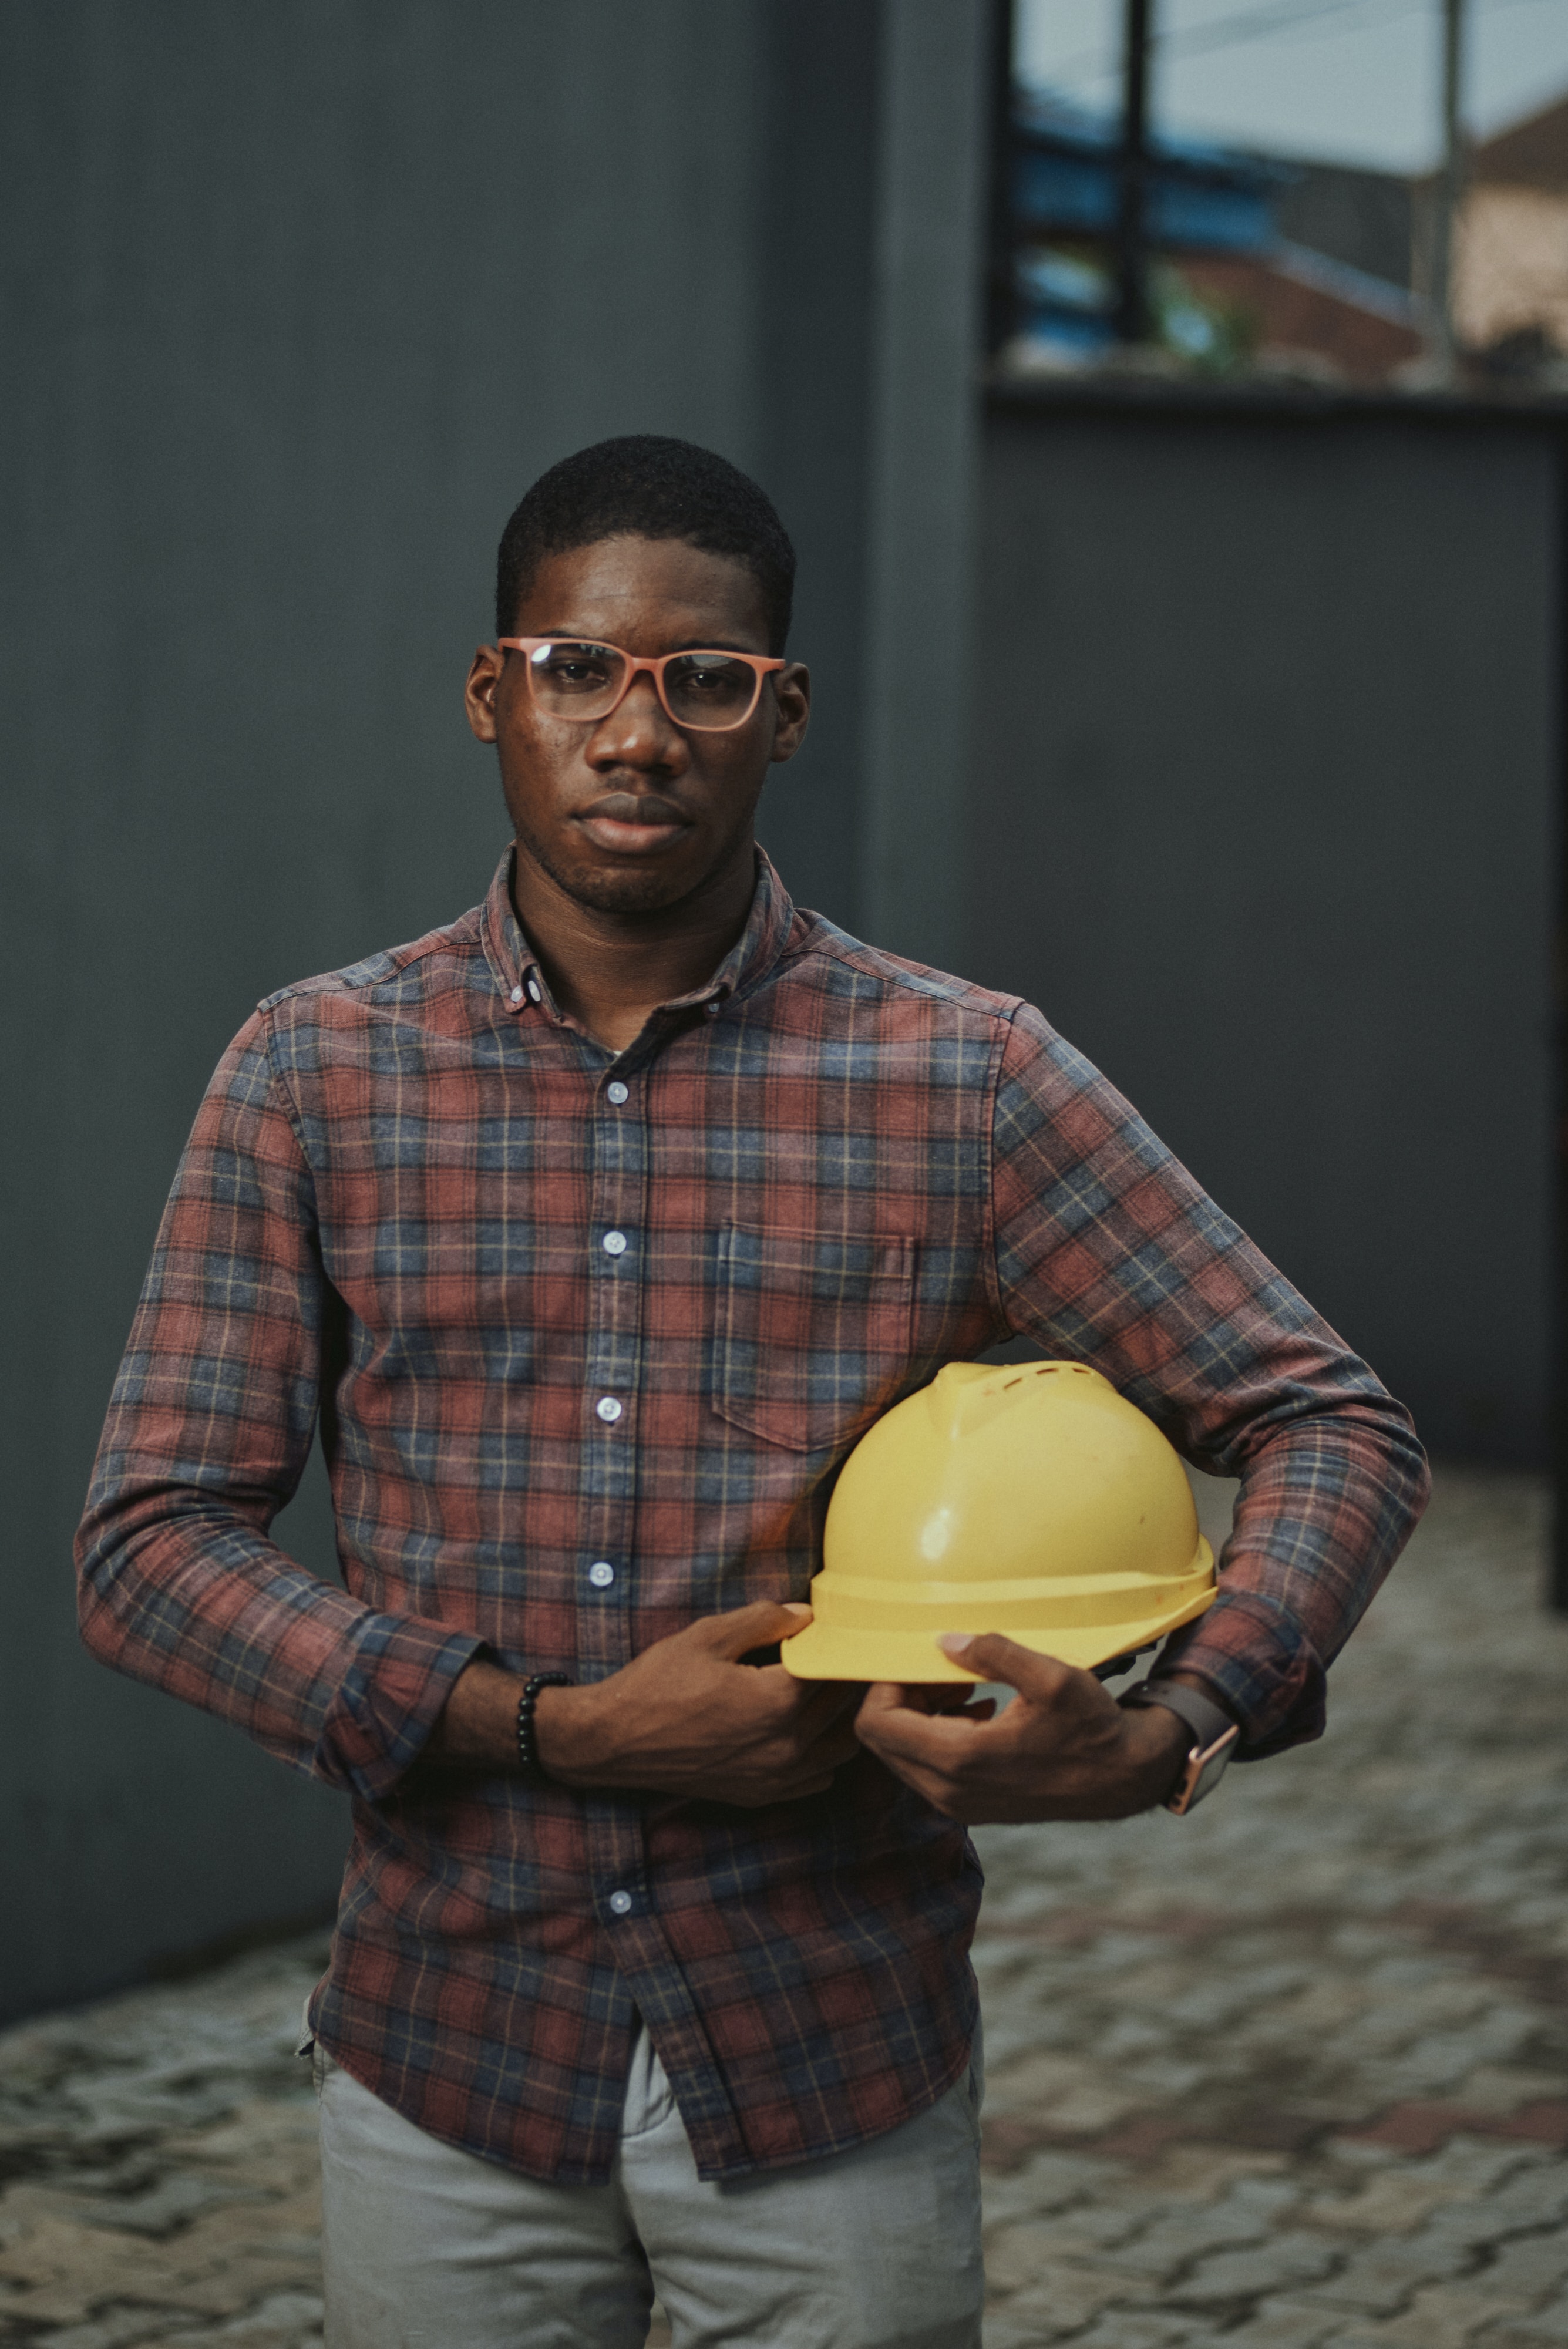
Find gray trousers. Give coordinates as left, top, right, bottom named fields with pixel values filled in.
left=308, top=2015, right=984, bottom=2348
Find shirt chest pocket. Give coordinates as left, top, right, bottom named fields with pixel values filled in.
left=711, top=1221, right=918, bottom=1454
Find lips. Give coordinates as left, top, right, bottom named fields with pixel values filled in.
left=576, top=795, right=691, bottom=856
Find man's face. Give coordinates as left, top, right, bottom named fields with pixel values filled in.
left=465, top=534, right=809, bottom=920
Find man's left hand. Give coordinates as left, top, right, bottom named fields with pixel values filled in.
left=854, top=1634, right=1193, bottom=1823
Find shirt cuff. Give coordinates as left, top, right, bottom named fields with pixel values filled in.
left=312, top=1613, right=487, bottom=1802
left=1155, top=1587, right=1327, bottom=1760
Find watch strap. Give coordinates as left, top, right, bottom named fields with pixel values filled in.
left=1118, top=1677, right=1234, bottom=1751
left=1119, top=1678, right=1239, bottom=1814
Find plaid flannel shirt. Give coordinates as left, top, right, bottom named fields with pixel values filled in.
left=77, top=847, right=1428, bottom=2183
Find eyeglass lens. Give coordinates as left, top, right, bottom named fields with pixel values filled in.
left=526, top=642, right=761, bottom=731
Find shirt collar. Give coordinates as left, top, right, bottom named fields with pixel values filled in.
left=480, top=843, right=797, bottom=1028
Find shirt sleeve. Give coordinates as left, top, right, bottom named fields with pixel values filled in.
left=987, top=1004, right=1430, bottom=1758
left=75, top=1010, right=483, bottom=1802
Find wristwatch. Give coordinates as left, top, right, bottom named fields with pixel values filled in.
left=1119, top=1679, right=1239, bottom=1815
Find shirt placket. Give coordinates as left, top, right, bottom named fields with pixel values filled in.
left=580, top=1045, right=653, bottom=1924
left=572, top=1014, right=749, bottom=2173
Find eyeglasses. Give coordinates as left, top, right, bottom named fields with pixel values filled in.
left=498, top=637, right=785, bottom=733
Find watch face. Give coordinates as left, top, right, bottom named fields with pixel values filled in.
left=1165, top=1724, right=1239, bottom=1816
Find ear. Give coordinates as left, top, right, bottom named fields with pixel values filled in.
left=465, top=644, right=506, bottom=743
left=768, top=662, right=810, bottom=766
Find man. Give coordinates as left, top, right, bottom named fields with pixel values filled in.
left=78, top=435, right=1428, bottom=2348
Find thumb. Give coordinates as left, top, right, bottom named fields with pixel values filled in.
left=696, top=1599, right=813, bottom=1660
left=937, top=1631, right=1072, bottom=1700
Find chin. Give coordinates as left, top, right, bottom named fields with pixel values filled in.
left=570, top=866, right=694, bottom=914
left=511, top=814, right=751, bottom=921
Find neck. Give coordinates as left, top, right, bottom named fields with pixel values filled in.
left=510, top=843, right=758, bottom=1054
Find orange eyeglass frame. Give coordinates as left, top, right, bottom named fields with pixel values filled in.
left=497, top=637, right=785, bottom=732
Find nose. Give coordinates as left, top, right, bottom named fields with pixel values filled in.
left=586, top=671, right=686, bottom=771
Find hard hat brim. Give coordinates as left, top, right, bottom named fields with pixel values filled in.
left=779, top=1583, right=1218, bottom=1684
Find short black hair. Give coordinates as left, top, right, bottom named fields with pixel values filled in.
left=495, top=435, right=796, bottom=654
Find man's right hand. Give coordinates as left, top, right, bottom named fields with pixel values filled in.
left=430, top=1603, right=862, bottom=1807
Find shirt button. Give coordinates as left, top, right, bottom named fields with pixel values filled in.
left=595, top=1396, right=623, bottom=1423
left=607, top=1081, right=629, bottom=1105
left=526, top=977, right=541, bottom=1004
left=704, top=1001, right=719, bottom=1018
left=608, top=1890, right=633, bottom=1917
left=588, top=1561, right=615, bottom=1589
left=602, top=1230, right=628, bottom=1257
left=509, top=985, right=523, bottom=1005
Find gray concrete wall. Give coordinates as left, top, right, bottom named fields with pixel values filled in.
left=969, top=398, right=1561, bottom=1470
left=1, top=0, right=989, bottom=2017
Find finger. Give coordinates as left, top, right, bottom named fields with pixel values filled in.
left=857, top=1681, right=914, bottom=1722
left=936, top=1632, right=1077, bottom=1701
left=762, top=1692, right=864, bottom=1767
left=914, top=1684, right=992, bottom=1717
left=856, top=1680, right=991, bottom=1723
left=854, top=1695, right=995, bottom=1770
left=772, top=1671, right=863, bottom=1714
left=746, top=1668, right=859, bottom=1731
left=694, top=1601, right=813, bottom=1660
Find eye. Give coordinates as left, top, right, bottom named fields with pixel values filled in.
left=533, top=642, right=618, bottom=691
left=668, top=655, right=751, bottom=694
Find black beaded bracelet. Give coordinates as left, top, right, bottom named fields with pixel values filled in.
left=516, top=1672, right=573, bottom=1783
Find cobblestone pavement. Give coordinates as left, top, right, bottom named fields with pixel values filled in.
left=2, top=1466, right=1564, bottom=2347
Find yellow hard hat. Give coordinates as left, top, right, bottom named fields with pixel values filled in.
left=780, top=1359, right=1216, bottom=1683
